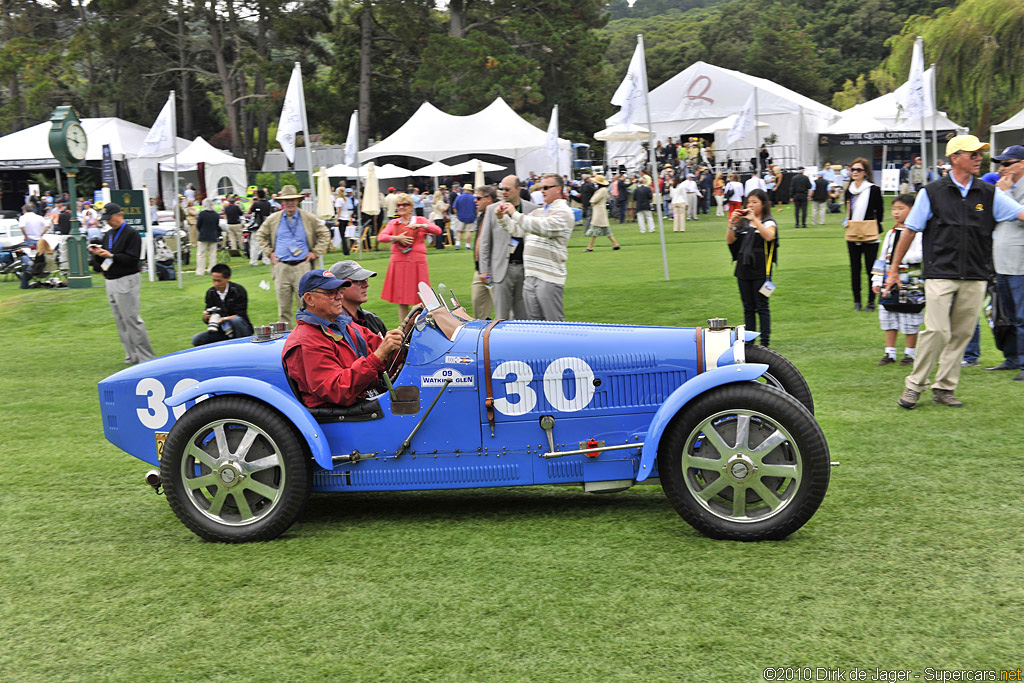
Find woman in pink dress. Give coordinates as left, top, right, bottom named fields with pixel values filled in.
left=378, top=193, right=442, bottom=320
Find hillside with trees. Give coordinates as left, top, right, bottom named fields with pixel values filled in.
left=0, top=0, right=1020, bottom=163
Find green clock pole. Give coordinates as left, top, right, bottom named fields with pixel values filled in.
left=65, top=167, right=91, bottom=288
left=47, top=106, right=92, bottom=289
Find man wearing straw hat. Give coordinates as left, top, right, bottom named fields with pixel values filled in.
left=255, top=184, right=331, bottom=325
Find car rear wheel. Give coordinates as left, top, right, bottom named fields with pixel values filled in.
left=658, top=383, right=829, bottom=541
left=161, top=396, right=312, bottom=542
left=744, top=343, right=814, bottom=414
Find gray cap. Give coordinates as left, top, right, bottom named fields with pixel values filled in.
left=329, top=260, right=377, bottom=281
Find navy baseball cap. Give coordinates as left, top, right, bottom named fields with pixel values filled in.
left=298, top=269, right=351, bottom=298
left=992, top=145, right=1024, bottom=162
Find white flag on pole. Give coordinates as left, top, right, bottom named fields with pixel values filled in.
left=139, top=93, right=175, bottom=157
left=896, top=39, right=934, bottom=122
left=727, top=92, right=755, bottom=145
left=343, top=111, right=359, bottom=167
left=276, top=64, right=304, bottom=163
left=611, top=42, right=646, bottom=127
left=545, top=105, right=559, bottom=165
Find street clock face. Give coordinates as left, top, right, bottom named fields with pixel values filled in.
left=66, top=123, right=88, bottom=161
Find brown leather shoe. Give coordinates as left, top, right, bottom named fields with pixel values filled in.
left=931, top=389, right=964, bottom=407
left=877, top=355, right=895, bottom=366
left=899, top=355, right=914, bottom=366
left=898, top=388, right=920, bottom=409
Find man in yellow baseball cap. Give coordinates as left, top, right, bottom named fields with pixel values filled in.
left=885, top=134, right=1024, bottom=408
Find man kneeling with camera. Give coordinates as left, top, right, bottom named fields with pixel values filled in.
left=192, top=263, right=254, bottom=346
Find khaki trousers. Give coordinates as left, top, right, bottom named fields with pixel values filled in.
left=471, top=272, right=493, bottom=319
left=671, top=204, right=687, bottom=232
left=273, top=259, right=313, bottom=324
left=906, top=279, right=986, bottom=392
left=226, top=223, right=244, bottom=251
left=195, top=240, right=218, bottom=276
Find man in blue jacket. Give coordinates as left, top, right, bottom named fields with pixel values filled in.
left=452, top=184, right=478, bottom=250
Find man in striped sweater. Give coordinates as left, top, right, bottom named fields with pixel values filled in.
left=495, top=173, right=573, bottom=321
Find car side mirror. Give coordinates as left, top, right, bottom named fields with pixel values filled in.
left=391, top=385, right=420, bottom=415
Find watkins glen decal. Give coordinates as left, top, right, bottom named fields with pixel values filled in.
left=445, top=355, right=473, bottom=365
left=421, top=368, right=475, bottom=387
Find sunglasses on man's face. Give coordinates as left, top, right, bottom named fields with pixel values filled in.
left=956, top=151, right=983, bottom=159
left=1000, top=159, right=1021, bottom=168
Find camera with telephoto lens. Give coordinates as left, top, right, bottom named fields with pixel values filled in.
left=205, top=306, right=233, bottom=337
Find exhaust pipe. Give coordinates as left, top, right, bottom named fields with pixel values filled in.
left=145, top=469, right=162, bottom=492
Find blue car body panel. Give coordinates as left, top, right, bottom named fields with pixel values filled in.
left=98, top=316, right=761, bottom=492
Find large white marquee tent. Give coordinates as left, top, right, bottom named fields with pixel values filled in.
left=0, top=117, right=190, bottom=193
left=358, top=98, right=572, bottom=178
left=991, top=107, right=1024, bottom=158
left=822, top=69, right=965, bottom=135
left=157, top=136, right=247, bottom=207
left=605, top=61, right=839, bottom=169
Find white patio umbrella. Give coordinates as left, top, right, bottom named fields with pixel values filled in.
left=362, top=163, right=380, bottom=216
left=324, top=163, right=360, bottom=177
left=450, top=158, right=506, bottom=174
left=315, top=167, right=334, bottom=218
left=474, top=160, right=485, bottom=188
left=593, top=123, right=651, bottom=142
left=362, top=163, right=413, bottom=180
left=698, top=114, right=770, bottom=135
left=413, top=161, right=460, bottom=176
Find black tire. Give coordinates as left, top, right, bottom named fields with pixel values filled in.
left=161, top=396, right=313, bottom=542
left=658, top=383, right=830, bottom=541
left=744, top=343, right=814, bottom=414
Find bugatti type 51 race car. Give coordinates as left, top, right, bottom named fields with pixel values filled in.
left=98, top=283, right=831, bottom=543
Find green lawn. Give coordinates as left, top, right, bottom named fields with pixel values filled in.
left=1, top=203, right=1021, bottom=681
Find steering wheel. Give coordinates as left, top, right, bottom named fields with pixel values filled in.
left=386, top=304, right=425, bottom=378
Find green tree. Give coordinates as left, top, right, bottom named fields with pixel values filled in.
left=871, top=0, right=1024, bottom=135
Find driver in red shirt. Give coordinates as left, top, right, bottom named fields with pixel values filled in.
left=283, top=269, right=404, bottom=408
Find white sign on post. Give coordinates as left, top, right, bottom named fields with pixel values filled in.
left=881, top=169, right=900, bottom=194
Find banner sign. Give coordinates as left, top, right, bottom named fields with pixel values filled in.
left=113, top=189, right=149, bottom=233
left=102, top=144, right=117, bottom=189
left=0, top=158, right=59, bottom=170
left=819, top=130, right=956, bottom=147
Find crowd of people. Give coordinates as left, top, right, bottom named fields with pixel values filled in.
left=13, top=132, right=1024, bottom=412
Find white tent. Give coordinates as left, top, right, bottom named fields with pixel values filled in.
left=157, top=136, right=247, bottom=206
left=604, top=61, right=839, bottom=169
left=0, top=117, right=190, bottom=195
left=359, top=98, right=572, bottom=178
left=991, top=107, right=1024, bottom=159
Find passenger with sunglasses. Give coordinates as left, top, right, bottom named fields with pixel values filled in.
left=844, top=157, right=883, bottom=312
left=886, top=135, right=1024, bottom=408
left=283, top=269, right=404, bottom=408
left=377, top=193, right=442, bottom=321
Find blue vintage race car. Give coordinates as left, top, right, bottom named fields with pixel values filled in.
left=98, top=283, right=830, bottom=543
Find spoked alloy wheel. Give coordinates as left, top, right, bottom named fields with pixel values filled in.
left=658, top=383, right=829, bottom=541
left=161, top=397, right=312, bottom=542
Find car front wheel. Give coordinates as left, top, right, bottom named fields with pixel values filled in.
left=658, top=383, right=829, bottom=541
left=744, top=343, right=814, bottom=414
left=160, top=396, right=312, bottom=542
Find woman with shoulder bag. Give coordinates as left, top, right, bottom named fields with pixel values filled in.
left=843, top=157, right=883, bottom=312
left=727, top=189, right=778, bottom=348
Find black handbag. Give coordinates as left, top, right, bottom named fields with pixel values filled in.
left=879, top=228, right=925, bottom=313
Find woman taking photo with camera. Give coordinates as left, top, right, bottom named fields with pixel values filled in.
left=727, top=189, right=777, bottom=348
left=844, top=157, right=883, bottom=312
